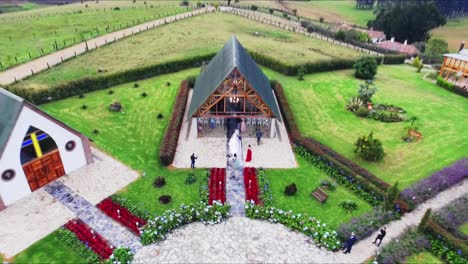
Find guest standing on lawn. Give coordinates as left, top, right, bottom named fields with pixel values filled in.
left=372, top=227, right=387, bottom=247
left=245, top=145, right=252, bottom=166
left=190, top=153, right=198, bottom=168
left=343, top=232, right=357, bottom=254
left=256, top=129, right=263, bottom=145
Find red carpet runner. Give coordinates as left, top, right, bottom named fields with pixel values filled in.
left=209, top=168, right=226, bottom=205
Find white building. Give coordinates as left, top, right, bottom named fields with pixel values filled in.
left=0, top=88, right=93, bottom=210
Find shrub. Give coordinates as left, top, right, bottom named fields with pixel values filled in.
left=92, top=129, right=99, bottom=134
left=257, top=168, right=272, bottom=206
left=157, top=113, right=164, bottom=119
left=425, top=221, right=468, bottom=259
left=166, top=81, right=171, bottom=86
left=339, top=200, right=358, bottom=213
left=320, top=179, right=336, bottom=191
left=284, top=183, right=297, bottom=196
left=159, top=81, right=190, bottom=166
left=385, top=181, right=400, bottom=211
left=153, top=177, right=166, bottom=188
left=354, top=132, right=384, bottom=161
left=432, top=196, right=468, bottom=236
left=158, top=195, right=172, bottom=204
left=109, top=101, right=122, bottom=112
left=141, top=92, right=147, bottom=97
left=108, top=90, right=114, bottom=95
left=427, top=232, right=468, bottom=262
left=180, top=0, right=189, bottom=6
left=335, top=30, right=346, bottom=41
left=346, top=96, right=363, bottom=112
left=319, top=17, right=324, bottom=23
left=81, top=104, right=87, bottom=110
left=418, top=208, right=432, bottom=232
left=251, top=5, right=258, bottom=11
left=133, top=83, right=139, bottom=88
left=412, top=56, right=422, bottom=68
left=401, top=158, right=468, bottom=208
left=353, top=57, right=378, bottom=79
left=78, top=94, right=85, bottom=98
left=56, top=228, right=100, bottom=263
left=297, top=67, right=305, bottom=81
left=357, top=80, right=377, bottom=104
left=199, top=170, right=210, bottom=203
left=185, top=173, right=197, bottom=185
left=186, top=75, right=197, bottom=87
left=383, top=54, right=406, bottom=64
left=355, top=106, right=369, bottom=117
left=269, top=8, right=274, bottom=14
left=110, top=248, right=133, bottom=264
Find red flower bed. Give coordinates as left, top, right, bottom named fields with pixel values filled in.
left=65, top=219, right=113, bottom=259
left=244, top=167, right=260, bottom=204
left=97, top=198, right=147, bottom=236
left=209, top=168, right=226, bottom=205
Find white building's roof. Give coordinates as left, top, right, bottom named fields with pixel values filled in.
left=444, top=49, right=468, bottom=61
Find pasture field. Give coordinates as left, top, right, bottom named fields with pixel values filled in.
left=41, top=69, right=201, bottom=215
left=10, top=12, right=364, bottom=92
left=264, top=65, right=468, bottom=189
left=430, top=17, right=468, bottom=52
left=0, top=1, right=190, bottom=69
left=0, top=1, right=46, bottom=14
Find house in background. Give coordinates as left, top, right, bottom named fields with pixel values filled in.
left=376, top=37, right=420, bottom=56
left=366, top=28, right=386, bottom=43
left=0, top=88, right=93, bottom=210
left=439, top=42, right=468, bottom=88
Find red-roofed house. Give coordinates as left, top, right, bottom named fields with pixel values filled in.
left=377, top=38, right=420, bottom=56
left=366, top=29, right=386, bottom=43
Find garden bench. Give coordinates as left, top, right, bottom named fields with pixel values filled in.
left=311, top=187, right=328, bottom=203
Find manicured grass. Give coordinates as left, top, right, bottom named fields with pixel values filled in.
left=263, top=65, right=468, bottom=189
left=459, top=222, right=468, bottom=236
left=404, top=250, right=443, bottom=264
left=267, top=154, right=372, bottom=230
left=431, top=17, right=468, bottom=52
left=41, top=69, right=201, bottom=216
left=13, top=230, right=86, bottom=264
left=284, top=0, right=375, bottom=27
left=10, top=12, right=364, bottom=92
left=0, top=1, right=189, bottom=69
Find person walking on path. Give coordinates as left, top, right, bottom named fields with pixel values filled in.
left=256, top=129, right=263, bottom=145
left=190, top=153, right=198, bottom=168
left=343, top=232, right=357, bottom=254
left=372, top=227, right=386, bottom=247
left=245, top=145, right=252, bottom=166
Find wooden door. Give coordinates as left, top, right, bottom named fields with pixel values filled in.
left=22, top=150, right=65, bottom=191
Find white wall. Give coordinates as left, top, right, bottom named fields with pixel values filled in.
left=0, top=106, right=88, bottom=206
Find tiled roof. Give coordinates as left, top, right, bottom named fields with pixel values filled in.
left=377, top=41, right=420, bottom=55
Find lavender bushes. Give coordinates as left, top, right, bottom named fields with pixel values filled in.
left=377, top=228, right=430, bottom=264
left=401, top=158, right=468, bottom=208
left=337, top=206, right=399, bottom=241
left=433, top=196, right=468, bottom=237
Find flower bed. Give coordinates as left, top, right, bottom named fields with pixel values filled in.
left=377, top=227, right=430, bottom=264
left=141, top=201, right=230, bottom=245
left=432, top=196, right=468, bottom=239
left=97, top=198, right=147, bottom=236
left=245, top=202, right=341, bottom=251
left=65, top=219, right=113, bottom=259
left=199, top=169, right=210, bottom=203
left=56, top=228, right=100, bottom=264
left=209, top=168, right=226, bottom=205
left=257, top=168, right=272, bottom=206
left=401, top=158, right=468, bottom=209
left=244, top=167, right=260, bottom=204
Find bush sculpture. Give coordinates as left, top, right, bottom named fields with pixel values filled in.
left=284, top=183, right=297, bottom=196
left=354, top=132, right=384, bottom=161
left=353, top=57, right=378, bottom=79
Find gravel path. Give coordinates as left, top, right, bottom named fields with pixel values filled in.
left=0, top=7, right=215, bottom=86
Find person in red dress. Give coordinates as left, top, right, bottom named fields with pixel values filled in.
left=245, top=145, right=252, bottom=167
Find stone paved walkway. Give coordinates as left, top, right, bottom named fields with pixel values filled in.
left=226, top=149, right=246, bottom=216
left=45, top=181, right=142, bottom=252
left=0, top=7, right=214, bottom=86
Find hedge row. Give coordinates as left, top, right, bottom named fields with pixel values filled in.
left=425, top=220, right=468, bottom=259
left=382, top=54, right=406, bottom=65
left=7, top=53, right=216, bottom=105
left=159, top=80, right=189, bottom=166
left=56, top=228, right=100, bottom=264
left=271, top=82, right=408, bottom=211
left=436, top=76, right=468, bottom=98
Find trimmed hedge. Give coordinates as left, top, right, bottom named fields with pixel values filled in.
left=382, top=54, right=406, bottom=64
left=159, top=80, right=189, bottom=166
left=7, top=53, right=216, bottom=105
left=436, top=76, right=468, bottom=98
left=425, top=220, right=468, bottom=259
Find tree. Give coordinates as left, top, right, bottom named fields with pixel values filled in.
left=385, top=181, right=399, bottom=211
left=354, top=132, right=384, bottom=161
left=424, top=38, right=449, bottom=58
left=353, top=57, right=378, bottom=80
left=368, top=2, right=446, bottom=43
left=418, top=208, right=432, bottom=232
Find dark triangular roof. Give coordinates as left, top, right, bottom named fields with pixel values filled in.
left=0, top=88, right=24, bottom=159
left=187, top=36, right=281, bottom=121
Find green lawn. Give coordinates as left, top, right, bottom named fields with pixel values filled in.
left=405, top=250, right=443, bottom=264
left=431, top=17, right=468, bottom=52
left=10, top=12, right=364, bottom=92
left=13, top=230, right=86, bottom=264
left=0, top=1, right=190, bottom=69
left=284, top=0, right=375, bottom=26
left=268, top=154, right=372, bottom=230
left=459, top=222, right=468, bottom=236
left=0, top=2, right=46, bottom=14
left=41, top=69, right=201, bottom=215
left=263, top=65, right=468, bottom=189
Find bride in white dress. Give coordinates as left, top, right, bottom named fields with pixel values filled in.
left=228, top=129, right=243, bottom=167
